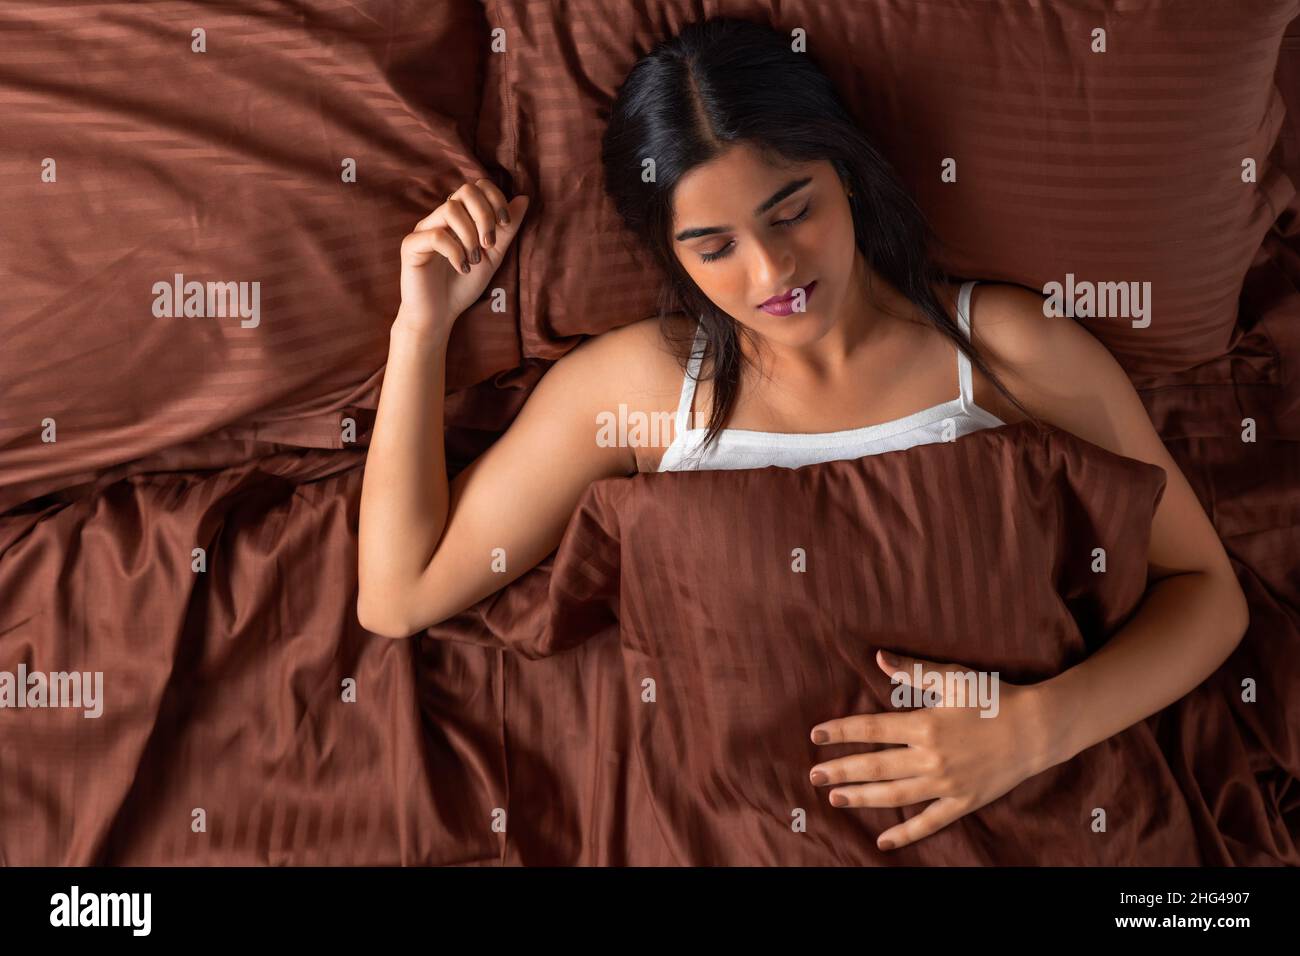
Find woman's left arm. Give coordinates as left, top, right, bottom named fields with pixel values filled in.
left=1038, top=558, right=1247, bottom=770
left=974, top=286, right=1249, bottom=767
left=810, top=285, right=1249, bottom=851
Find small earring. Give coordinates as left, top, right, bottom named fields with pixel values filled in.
left=847, top=188, right=854, bottom=197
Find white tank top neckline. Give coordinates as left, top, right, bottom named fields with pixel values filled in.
left=656, top=280, right=1006, bottom=472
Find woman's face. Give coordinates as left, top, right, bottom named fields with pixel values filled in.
left=670, top=144, right=864, bottom=348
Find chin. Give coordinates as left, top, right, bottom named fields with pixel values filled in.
left=757, top=310, right=832, bottom=345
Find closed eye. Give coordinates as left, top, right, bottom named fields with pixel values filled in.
left=700, top=204, right=812, bottom=263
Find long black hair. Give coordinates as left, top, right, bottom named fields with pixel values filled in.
left=600, top=15, right=1041, bottom=458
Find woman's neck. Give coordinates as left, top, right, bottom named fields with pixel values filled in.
left=741, top=252, right=914, bottom=387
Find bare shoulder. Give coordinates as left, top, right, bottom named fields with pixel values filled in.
left=950, top=280, right=1075, bottom=425
left=957, top=281, right=1243, bottom=601
left=963, top=280, right=1150, bottom=433
left=560, top=312, right=692, bottom=395
left=546, top=312, right=695, bottom=472
left=548, top=313, right=670, bottom=382
left=966, top=281, right=1049, bottom=343
left=966, top=281, right=1111, bottom=377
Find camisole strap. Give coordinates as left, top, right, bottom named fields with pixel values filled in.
left=674, top=319, right=709, bottom=435
left=955, top=280, right=978, bottom=413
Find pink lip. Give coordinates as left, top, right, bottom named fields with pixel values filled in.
left=758, top=280, right=817, bottom=315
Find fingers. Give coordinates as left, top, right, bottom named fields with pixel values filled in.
left=824, top=775, right=946, bottom=810
left=409, top=180, right=525, bottom=276
left=441, top=196, right=485, bottom=266
left=810, top=743, right=973, bottom=853
left=419, top=179, right=510, bottom=238
left=810, top=745, right=932, bottom=789
left=812, top=710, right=932, bottom=746
left=875, top=796, right=971, bottom=851
left=453, top=181, right=502, bottom=252
left=401, top=227, right=469, bottom=274
left=877, top=649, right=955, bottom=685
left=409, top=194, right=471, bottom=273
left=473, top=178, right=513, bottom=228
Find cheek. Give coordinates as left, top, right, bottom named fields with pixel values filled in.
left=680, top=261, right=722, bottom=303
left=676, top=256, right=715, bottom=300
left=796, top=205, right=850, bottom=264
left=819, top=207, right=857, bottom=274
left=825, top=201, right=855, bottom=246
left=683, top=259, right=747, bottom=307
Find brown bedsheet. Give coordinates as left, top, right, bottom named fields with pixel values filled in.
left=3, top=354, right=1292, bottom=865
left=428, top=419, right=1298, bottom=866
left=0, top=446, right=505, bottom=865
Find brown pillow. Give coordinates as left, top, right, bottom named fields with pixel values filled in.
left=478, top=0, right=1298, bottom=377
left=434, top=421, right=1222, bottom=864
left=0, top=0, right=518, bottom=506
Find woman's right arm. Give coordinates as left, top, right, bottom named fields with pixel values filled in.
left=356, top=181, right=643, bottom=638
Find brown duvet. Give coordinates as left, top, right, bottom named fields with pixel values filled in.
left=1, top=1, right=1298, bottom=867
left=428, top=422, right=1294, bottom=865
left=434, top=421, right=1195, bottom=865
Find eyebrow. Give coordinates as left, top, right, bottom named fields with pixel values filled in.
left=673, top=176, right=813, bottom=242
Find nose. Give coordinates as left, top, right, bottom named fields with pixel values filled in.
left=750, top=233, right=797, bottom=298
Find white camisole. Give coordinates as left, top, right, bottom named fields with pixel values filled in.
left=657, top=280, right=1005, bottom=472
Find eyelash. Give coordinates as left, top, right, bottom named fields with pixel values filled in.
left=699, top=204, right=811, bottom=263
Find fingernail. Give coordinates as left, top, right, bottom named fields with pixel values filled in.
left=460, top=259, right=470, bottom=274
left=830, top=792, right=848, bottom=807
left=811, top=728, right=829, bottom=744
left=880, top=650, right=898, bottom=667
left=498, top=208, right=510, bottom=225
left=878, top=838, right=895, bottom=851
left=470, top=248, right=481, bottom=264
left=486, top=231, right=495, bottom=247
left=809, top=769, right=828, bottom=786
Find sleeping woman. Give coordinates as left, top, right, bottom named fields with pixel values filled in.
left=357, top=16, right=1248, bottom=853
